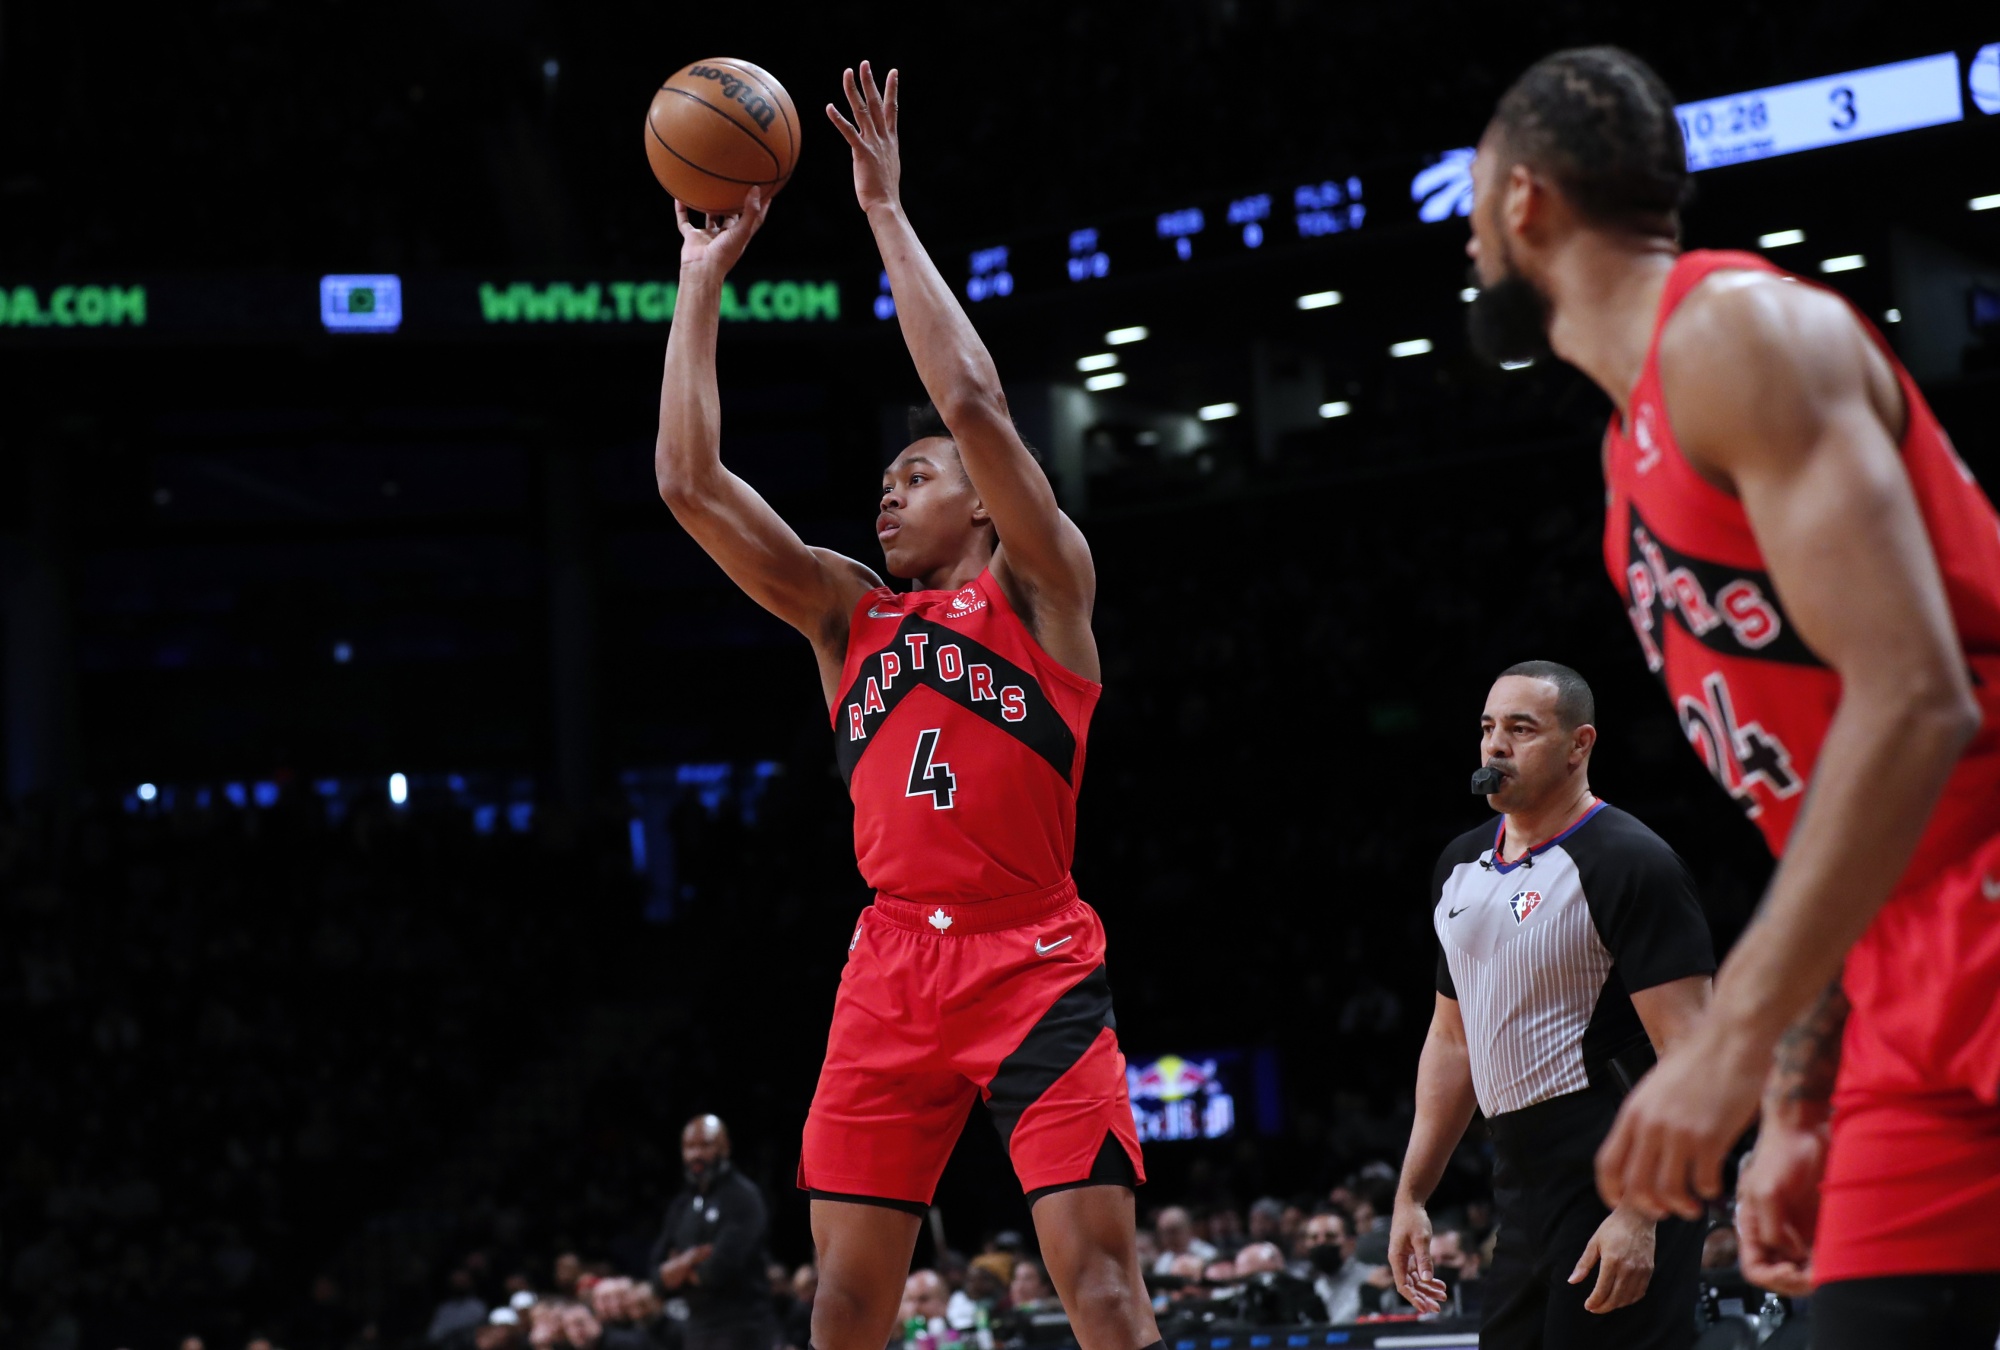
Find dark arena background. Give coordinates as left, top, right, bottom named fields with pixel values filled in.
left=4, top=4, right=1999, bottom=1350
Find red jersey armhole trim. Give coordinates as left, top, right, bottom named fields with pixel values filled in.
left=976, top=564, right=1104, bottom=698
left=829, top=585, right=900, bottom=727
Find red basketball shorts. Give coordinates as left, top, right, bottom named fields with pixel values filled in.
left=1817, top=830, right=2000, bottom=1283
left=797, top=876, right=1145, bottom=1211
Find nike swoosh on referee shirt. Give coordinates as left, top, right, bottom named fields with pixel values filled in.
left=1447, top=906, right=1468, bottom=919
left=1035, top=936, right=1073, bottom=955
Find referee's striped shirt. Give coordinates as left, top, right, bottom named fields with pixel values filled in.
left=1432, top=801, right=1714, bottom=1118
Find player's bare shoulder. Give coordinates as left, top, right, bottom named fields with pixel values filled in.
left=1659, top=270, right=1902, bottom=482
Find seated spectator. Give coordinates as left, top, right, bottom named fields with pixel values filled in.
left=1233, top=1243, right=1286, bottom=1277
left=1298, top=1210, right=1365, bottom=1324
left=948, top=1256, right=1008, bottom=1330
left=1206, top=1207, right=1245, bottom=1258
left=1247, top=1198, right=1286, bottom=1247
left=1428, top=1225, right=1484, bottom=1317
left=1152, top=1207, right=1218, bottom=1275
left=900, top=1270, right=952, bottom=1336
left=781, top=1265, right=816, bottom=1350
left=1008, top=1259, right=1057, bottom=1314
left=432, top=1269, right=491, bottom=1345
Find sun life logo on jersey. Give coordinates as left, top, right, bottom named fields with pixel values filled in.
left=1508, top=890, right=1542, bottom=924
left=929, top=907, right=953, bottom=931
left=944, top=586, right=987, bottom=619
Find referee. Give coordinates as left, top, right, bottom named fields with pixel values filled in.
left=1389, top=662, right=1714, bottom=1349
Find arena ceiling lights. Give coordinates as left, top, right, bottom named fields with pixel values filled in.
left=1105, top=326, right=1149, bottom=344
left=1757, top=229, right=1807, bottom=248
left=1295, top=291, right=1342, bottom=310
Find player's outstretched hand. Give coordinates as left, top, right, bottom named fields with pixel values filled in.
left=1595, top=1023, right=1763, bottom=1221
left=675, top=188, right=769, bottom=277
left=1388, top=1196, right=1449, bottom=1315
left=826, top=60, right=901, bottom=214
left=1735, top=1118, right=1827, bottom=1298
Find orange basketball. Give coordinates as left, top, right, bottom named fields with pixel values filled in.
left=644, top=58, right=800, bottom=214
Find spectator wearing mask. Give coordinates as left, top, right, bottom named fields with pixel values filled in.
left=1151, top=1208, right=1218, bottom=1275
left=1428, top=1226, right=1485, bottom=1318
left=1299, top=1211, right=1364, bottom=1325
left=648, top=1115, right=776, bottom=1350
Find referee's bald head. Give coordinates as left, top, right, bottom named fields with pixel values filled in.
left=1497, top=660, right=1595, bottom=731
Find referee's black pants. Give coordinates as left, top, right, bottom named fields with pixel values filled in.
left=1481, top=1085, right=1701, bottom=1350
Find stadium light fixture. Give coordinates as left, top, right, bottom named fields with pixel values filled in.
left=1971, top=194, right=2000, bottom=211
left=1885, top=309, right=1903, bottom=324
left=1076, top=352, right=1119, bottom=372
left=389, top=772, right=409, bottom=806
left=1198, top=402, right=1240, bottom=421
left=1083, top=372, right=1127, bottom=392
left=1296, top=291, right=1343, bottom=310
left=1758, top=228, right=1807, bottom=248
left=1318, top=401, right=1352, bottom=419
left=1819, top=255, right=1866, bottom=273
left=1106, top=326, right=1149, bottom=344
left=138, top=782, right=158, bottom=802
left=1389, top=338, right=1434, bottom=358
left=1459, top=287, right=1479, bottom=303
left=1500, top=358, right=1535, bottom=371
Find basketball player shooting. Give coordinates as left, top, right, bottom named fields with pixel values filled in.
left=1452, top=47, right=2000, bottom=1348
left=653, top=61, right=1163, bottom=1350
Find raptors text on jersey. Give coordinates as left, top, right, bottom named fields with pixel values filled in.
left=832, top=570, right=1099, bottom=906
left=1603, top=249, right=2000, bottom=883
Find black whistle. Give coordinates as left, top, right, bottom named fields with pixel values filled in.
left=1470, top=766, right=1505, bottom=795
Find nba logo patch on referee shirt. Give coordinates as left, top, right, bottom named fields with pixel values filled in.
left=1508, top=890, right=1542, bottom=924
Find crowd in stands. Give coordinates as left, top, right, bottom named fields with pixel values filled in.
left=370, top=1163, right=1747, bottom=1350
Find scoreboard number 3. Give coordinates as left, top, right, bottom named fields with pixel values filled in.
left=906, top=729, right=957, bottom=810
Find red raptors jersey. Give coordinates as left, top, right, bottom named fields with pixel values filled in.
left=832, top=569, right=1099, bottom=905
left=1603, top=249, right=2000, bottom=885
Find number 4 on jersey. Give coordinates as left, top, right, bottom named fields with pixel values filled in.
left=906, top=729, right=957, bottom=809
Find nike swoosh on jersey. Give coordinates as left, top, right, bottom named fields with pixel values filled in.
left=1035, top=936, right=1073, bottom=955
left=1447, top=906, right=1468, bottom=919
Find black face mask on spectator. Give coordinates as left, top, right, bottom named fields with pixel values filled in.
left=1307, top=1245, right=1346, bottom=1275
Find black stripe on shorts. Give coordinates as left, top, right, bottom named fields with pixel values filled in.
left=986, top=964, right=1116, bottom=1148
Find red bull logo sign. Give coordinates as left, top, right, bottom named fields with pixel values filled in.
left=1128, top=1054, right=1236, bottom=1141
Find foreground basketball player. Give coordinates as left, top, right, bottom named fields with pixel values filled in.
left=1443, top=47, right=2000, bottom=1348
left=654, top=62, right=1161, bottom=1350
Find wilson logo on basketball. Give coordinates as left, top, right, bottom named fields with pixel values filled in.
left=1508, top=891, right=1542, bottom=924
left=687, top=65, right=779, bottom=131
left=945, top=587, right=986, bottom=619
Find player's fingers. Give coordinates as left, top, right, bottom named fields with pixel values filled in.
left=1567, top=1232, right=1600, bottom=1285
left=1692, top=1138, right=1727, bottom=1204
left=859, top=59, right=882, bottom=124
left=1655, top=1137, right=1704, bottom=1220
left=885, top=68, right=899, bottom=133
left=824, top=104, right=861, bottom=145
left=673, top=198, right=693, bottom=233
left=841, top=67, right=864, bottom=123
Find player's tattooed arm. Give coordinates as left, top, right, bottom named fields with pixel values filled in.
left=827, top=62, right=1096, bottom=618
left=1763, top=981, right=1849, bottom=1126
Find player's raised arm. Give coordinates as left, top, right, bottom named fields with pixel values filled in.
left=654, top=190, right=879, bottom=669
left=826, top=62, right=1094, bottom=610
left=1595, top=279, right=1982, bottom=1219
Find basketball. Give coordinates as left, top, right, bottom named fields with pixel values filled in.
left=644, top=58, right=800, bottom=214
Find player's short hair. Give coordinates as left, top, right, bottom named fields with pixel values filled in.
left=1491, top=46, right=1689, bottom=233
left=1499, top=660, right=1596, bottom=730
left=901, top=400, right=1045, bottom=469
